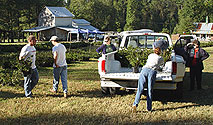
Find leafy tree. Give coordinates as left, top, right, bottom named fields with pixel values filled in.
left=174, top=0, right=210, bottom=34
left=113, top=0, right=127, bottom=32
left=124, top=0, right=142, bottom=31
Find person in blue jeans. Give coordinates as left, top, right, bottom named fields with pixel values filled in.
left=49, top=36, right=68, bottom=98
left=19, top=35, right=39, bottom=98
left=133, top=47, right=164, bottom=112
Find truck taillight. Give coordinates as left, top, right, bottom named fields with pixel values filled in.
left=172, top=62, right=177, bottom=75
left=101, top=60, right=106, bottom=72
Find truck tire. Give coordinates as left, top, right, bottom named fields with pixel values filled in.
left=127, top=89, right=135, bottom=94
left=109, top=87, right=119, bottom=95
left=101, top=87, right=110, bottom=95
left=174, top=81, right=183, bottom=99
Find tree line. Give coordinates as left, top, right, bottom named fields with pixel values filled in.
left=0, top=0, right=212, bottom=42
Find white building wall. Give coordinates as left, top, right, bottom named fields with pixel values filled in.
left=38, top=8, right=55, bottom=27
left=55, top=18, right=72, bottom=27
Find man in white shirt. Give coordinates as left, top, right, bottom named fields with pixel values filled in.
left=19, top=35, right=39, bottom=98
left=49, top=36, right=68, bottom=98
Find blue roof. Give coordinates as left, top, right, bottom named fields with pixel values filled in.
left=78, top=25, right=98, bottom=31
left=46, top=6, right=75, bottom=18
left=72, top=19, right=90, bottom=25
left=22, top=26, right=55, bottom=32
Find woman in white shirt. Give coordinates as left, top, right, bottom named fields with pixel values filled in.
left=132, top=47, right=164, bottom=112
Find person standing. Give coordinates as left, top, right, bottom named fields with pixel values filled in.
left=19, top=35, right=39, bottom=98
left=185, top=40, right=209, bottom=91
left=96, top=35, right=116, bottom=54
left=132, top=47, right=164, bottom=112
left=49, top=36, right=68, bottom=98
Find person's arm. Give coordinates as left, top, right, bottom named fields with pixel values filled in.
left=155, top=56, right=164, bottom=71
left=200, top=48, right=209, bottom=61
left=19, top=46, right=29, bottom=60
left=96, top=44, right=105, bottom=54
left=53, top=51, right=59, bottom=68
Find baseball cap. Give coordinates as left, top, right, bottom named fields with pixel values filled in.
left=49, top=36, right=58, bottom=42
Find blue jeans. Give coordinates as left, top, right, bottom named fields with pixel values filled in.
left=24, top=68, right=39, bottom=97
left=53, top=66, right=68, bottom=93
left=133, top=68, right=157, bottom=111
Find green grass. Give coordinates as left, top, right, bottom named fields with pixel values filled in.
left=0, top=48, right=213, bottom=124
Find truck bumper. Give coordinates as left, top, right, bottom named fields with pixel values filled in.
left=101, top=80, right=178, bottom=90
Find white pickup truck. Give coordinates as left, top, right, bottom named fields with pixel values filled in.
left=97, top=32, right=186, bottom=98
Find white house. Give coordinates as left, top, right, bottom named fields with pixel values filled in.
left=23, top=6, right=99, bottom=41
left=191, top=22, right=213, bottom=41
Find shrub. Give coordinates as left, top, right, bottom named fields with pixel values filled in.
left=200, top=41, right=213, bottom=47
left=0, top=53, right=23, bottom=86
left=0, top=43, right=99, bottom=86
left=0, top=41, right=90, bottom=53
left=118, top=47, right=153, bottom=68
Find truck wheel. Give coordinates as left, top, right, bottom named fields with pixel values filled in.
left=109, top=87, right=119, bottom=95
left=174, top=82, right=183, bottom=99
left=127, top=89, right=135, bottom=94
left=101, top=87, right=109, bottom=95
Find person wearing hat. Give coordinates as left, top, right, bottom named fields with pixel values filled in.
left=49, top=36, right=68, bottom=98
left=96, top=35, right=116, bottom=54
left=19, top=35, right=39, bottom=98
left=153, top=38, right=168, bottom=51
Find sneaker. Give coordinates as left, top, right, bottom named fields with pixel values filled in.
left=64, top=93, right=67, bottom=98
left=50, top=89, right=57, bottom=93
left=132, top=105, right=137, bottom=113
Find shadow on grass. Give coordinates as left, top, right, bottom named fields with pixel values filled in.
left=0, top=110, right=211, bottom=124
left=151, top=71, right=213, bottom=106
left=0, top=91, right=24, bottom=99
left=45, top=88, right=132, bottom=99
left=152, top=104, right=201, bottom=112
left=72, top=71, right=213, bottom=106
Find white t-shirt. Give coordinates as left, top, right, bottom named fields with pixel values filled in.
left=52, top=43, right=67, bottom=67
left=19, top=44, right=36, bottom=69
left=143, top=53, right=164, bottom=70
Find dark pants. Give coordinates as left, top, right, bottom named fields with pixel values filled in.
left=190, top=66, right=202, bottom=90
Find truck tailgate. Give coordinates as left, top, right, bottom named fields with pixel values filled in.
left=100, top=71, right=172, bottom=81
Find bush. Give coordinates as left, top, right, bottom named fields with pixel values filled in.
left=0, top=43, right=99, bottom=86
left=0, top=41, right=90, bottom=53
left=200, top=41, right=213, bottom=48
left=0, top=53, right=23, bottom=86
left=118, top=47, right=153, bottom=68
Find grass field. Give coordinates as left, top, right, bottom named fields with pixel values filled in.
left=0, top=47, right=213, bottom=124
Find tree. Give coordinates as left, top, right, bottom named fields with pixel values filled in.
left=174, top=0, right=210, bottom=34
left=124, top=0, right=142, bottom=31
left=113, top=0, right=127, bottom=32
